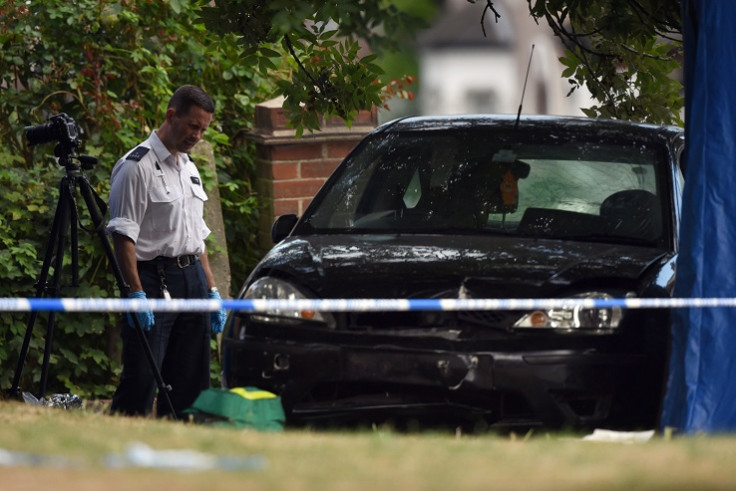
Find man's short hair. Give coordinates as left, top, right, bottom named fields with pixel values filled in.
left=168, top=85, right=215, bottom=115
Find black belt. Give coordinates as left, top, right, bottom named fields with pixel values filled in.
left=140, top=254, right=199, bottom=269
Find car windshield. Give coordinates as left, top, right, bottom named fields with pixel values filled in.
left=301, top=126, right=669, bottom=244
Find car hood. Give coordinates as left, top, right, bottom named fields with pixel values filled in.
left=253, top=234, right=668, bottom=299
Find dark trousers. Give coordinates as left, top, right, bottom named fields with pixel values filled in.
left=111, top=259, right=211, bottom=419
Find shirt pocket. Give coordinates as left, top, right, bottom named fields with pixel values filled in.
left=148, top=183, right=183, bottom=232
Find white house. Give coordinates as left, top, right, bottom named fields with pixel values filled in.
left=404, top=0, right=591, bottom=118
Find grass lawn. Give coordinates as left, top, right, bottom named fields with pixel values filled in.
left=1, top=400, right=735, bottom=490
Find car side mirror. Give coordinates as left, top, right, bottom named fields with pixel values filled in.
left=271, top=214, right=299, bottom=243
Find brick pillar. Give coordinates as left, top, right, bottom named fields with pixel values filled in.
left=248, top=97, right=378, bottom=250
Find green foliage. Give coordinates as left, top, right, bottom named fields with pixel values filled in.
left=0, top=0, right=271, bottom=399
left=196, top=0, right=427, bottom=136
left=200, top=0, right=684, bottom=128
left=525, top=0, right=683, bottom=125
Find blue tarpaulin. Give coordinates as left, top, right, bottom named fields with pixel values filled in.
left=661, top=0, right=736, bottom=433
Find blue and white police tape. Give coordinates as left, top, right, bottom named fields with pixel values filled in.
left=2, top=297, right=736, bottom=313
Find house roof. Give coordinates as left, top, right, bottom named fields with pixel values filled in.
left=417, top=2, right=515, bottom=49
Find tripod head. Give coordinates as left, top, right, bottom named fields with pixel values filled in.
left=53, top=144, right=98, bottom=172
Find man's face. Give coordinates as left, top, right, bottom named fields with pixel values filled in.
left=167, top=105, right=213, bottom=154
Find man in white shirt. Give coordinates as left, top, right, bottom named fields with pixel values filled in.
left=107, top=85, right=226, bottom=418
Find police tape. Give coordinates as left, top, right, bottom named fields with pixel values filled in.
left=2, top=297, right=736, bottom=313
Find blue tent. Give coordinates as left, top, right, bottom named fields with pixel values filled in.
left=661, top=0, right=736, bottom=433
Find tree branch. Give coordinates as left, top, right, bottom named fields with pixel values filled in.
left=480, top=0, right=501, bottom=38
left=283, top=34, right=324, bottom=95
left=538, top=4, right=676, bottom=62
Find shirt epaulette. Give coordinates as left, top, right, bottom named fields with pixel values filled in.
left=126, top=146, right=151, bottom=162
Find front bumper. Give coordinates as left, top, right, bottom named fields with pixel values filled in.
left=222, top=323, right=663, bottom=431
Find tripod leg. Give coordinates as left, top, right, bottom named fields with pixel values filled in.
left=9, top=177, right=69, bottom=398
left=70, top=190, right=80, bottom=287
left=38, top=182, right=74, bottom=399
left=77, top=175, right=177, bottom=418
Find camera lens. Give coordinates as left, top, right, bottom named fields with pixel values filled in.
left=24, top=121, right=58, bottom=147
left=23, top=113, right=80, bottom=148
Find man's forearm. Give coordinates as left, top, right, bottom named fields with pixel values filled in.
left=199, top=251, right=217, bottom=291
left=112, top=233, right=142, bottom=293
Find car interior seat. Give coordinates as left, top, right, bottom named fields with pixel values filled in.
left=599, top=189, right=662, bottom=241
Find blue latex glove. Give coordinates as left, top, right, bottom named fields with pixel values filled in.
left=127, top=290, right=155, bottom=332
left=208, top=291, right=227, bottom=334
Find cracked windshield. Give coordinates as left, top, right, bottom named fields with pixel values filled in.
left=305, top=129, right=664, bottom=244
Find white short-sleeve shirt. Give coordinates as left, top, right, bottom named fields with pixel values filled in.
left=106, top=131, right=211, bottom=261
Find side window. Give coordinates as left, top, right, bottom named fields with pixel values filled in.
left=403, top=170, right=422, bottom=209
left=518, top=160, right=658, bottom=215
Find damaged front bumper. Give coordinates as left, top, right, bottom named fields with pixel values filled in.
left=221, top=322, right=658, bottom=431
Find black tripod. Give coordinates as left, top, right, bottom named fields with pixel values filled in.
left=8, top=138, right=176, bottom=417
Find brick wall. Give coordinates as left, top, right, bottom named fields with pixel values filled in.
left=248, top=97, right=378, bottom=250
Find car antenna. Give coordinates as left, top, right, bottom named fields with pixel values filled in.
left=514, top=44, right=535, bottom=130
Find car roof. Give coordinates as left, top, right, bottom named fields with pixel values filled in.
left=374, top=114, right=683, bottom=140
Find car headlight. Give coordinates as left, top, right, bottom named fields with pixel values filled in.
left=513, top=292, right=624, bottom=330
left=244, top=277, right=335, bottom=328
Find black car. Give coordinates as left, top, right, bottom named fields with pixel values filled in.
left=222, top=115, right=685, bottom=432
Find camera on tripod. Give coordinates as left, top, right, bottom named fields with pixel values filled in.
left=24, top=113, right=80, bottom=149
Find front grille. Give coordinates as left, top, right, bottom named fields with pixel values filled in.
left=458, top=310, right=520, bottom=328
left=341, top=311, right=456, bottom=330
left=339, top=309, right=521, bottom=331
